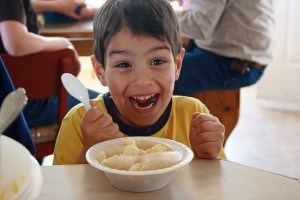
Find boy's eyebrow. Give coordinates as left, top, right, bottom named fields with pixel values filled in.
left=148, top=45, right=171, bottom=53
left=109, top=50, right=127, bottom=57
left=108, top=45, right=171, bottom=57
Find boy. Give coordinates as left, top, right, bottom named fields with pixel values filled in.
left=53, top=0, right=225, bottom=165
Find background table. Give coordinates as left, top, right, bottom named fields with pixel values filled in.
left=39, top=159, right=300, bottom=200
left=40, top=19, right=93, bottom=56
left=39, top=0, right=106, bottom=56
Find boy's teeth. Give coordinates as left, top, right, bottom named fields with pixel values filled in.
left=129, top=94, right=158, bottom=110
left=132, top=94, right=155, bottom=100
left=132, top=101, right=155, bottom=110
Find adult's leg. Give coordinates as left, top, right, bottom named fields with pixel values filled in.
left=174, top=47, right=230, bottom=95
left=23, top=89, right=99, bottom=127
left=174, top=46, right=265, bottom=95
left=23, top=98, right=58, bottom=127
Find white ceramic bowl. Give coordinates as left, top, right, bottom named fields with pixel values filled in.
left=0, top=135, right=43, bottom=200
left=86, top=137, right=194, bottom=192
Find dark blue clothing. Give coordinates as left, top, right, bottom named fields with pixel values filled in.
left=173, top=41, right=264, bottom=95
left=0, top=58, right=35, bottom=156
left=24, top=90, right=99, bottom=127
left=44, top=6, right=93, bottom=24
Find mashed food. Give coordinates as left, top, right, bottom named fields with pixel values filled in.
left=0, top=177, right=23, bottom=200
left=96, top=138, right=182, bottom=171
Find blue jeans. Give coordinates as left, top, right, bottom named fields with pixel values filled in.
left=23, top=89, right=99, bottom=127
left=44, top=7, right=83, bottom=24
left=173, top=42, right=264, bottom=95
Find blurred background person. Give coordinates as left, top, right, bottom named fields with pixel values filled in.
left=32, top=0, right=97, bottom=24
left=0, top=0, right=98, bottom=135
left=170, top=0, right=277, bottom=95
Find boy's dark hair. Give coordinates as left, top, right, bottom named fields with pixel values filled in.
left=93, top=0, right=182, bottom=66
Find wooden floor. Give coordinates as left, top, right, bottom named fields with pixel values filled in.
left=225, top=85, right=300, bottom=179
left=44, top=58, right=300, bottom=180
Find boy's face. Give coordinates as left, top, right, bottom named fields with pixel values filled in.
left=92, top=27, right=184, bottom=127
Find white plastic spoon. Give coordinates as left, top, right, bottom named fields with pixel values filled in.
left=61, top=73, right=91, bottom=110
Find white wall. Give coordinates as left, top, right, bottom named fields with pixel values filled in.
left=257, top=0, right=300, bottom=112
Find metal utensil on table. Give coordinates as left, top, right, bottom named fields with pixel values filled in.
left=0, top=88, right=28, bottom=134
left=61, top=73, right=91, bottom=110
left=0, top=88, right=28, bottom=172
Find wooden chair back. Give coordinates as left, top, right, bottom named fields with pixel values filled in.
left=190, top=89, right=240, bottom=145
left=1, top=48, right=80, bottom=159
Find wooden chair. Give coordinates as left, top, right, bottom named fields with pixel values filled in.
left=190, top=89, right=240, bottom=145
left=1, top=48, right=80, bottom=159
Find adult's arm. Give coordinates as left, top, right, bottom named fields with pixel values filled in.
left=0, top=20, right=73, bottom=56
left=175, top=0, right=227, bottom=40
left=31, top=0, right=86, bottom=19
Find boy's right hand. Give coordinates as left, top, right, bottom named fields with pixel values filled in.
left=79, top=101, right=123, bottom=153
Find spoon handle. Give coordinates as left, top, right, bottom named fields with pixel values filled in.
left=83, top=101, right=91, bottom=110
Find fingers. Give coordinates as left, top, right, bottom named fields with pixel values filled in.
left=196, top=140, right=223, bottom=159
left=90, top=100, right=96, bottom=108
left=192, top=112, right=220, bottom=124
left=190, top=112, right=225, bottom=159
left=81, top=106, right=104, bottom=123
left=194, top=131, right=224, bottom=145
left=62, top=0, right=87, bottom=19
left=189, top=124, right=199, bottom=157
left=80, top=106, right=123, bottom=149
left=192, top=113, right=223, bottom=132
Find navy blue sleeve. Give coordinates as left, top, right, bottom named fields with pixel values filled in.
left=0, top=57, right=36, bottom=156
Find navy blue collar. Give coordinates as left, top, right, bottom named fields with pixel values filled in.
left=103, top=92, right=172, bottom=136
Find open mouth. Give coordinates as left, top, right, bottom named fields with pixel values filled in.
left=129, top=94, right=159, bottom=110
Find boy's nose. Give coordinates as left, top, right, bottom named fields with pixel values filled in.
left=134, top=67, right=153, bottom=86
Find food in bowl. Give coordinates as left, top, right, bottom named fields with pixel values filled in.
left=96, top=138, right=182, bottom=171
left=0, top=173, right=26, bottom=200
left=86, top=137, right=194, bottom=192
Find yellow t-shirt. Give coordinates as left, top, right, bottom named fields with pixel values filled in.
left=53, top=94, right=226, bottom=164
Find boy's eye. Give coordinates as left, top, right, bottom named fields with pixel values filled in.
left=115, top=62, right=131, bottom=68
left=151, top=59, right=166, bottom=66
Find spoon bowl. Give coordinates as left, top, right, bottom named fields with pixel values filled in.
left=61, top=73, right=91, bottom=110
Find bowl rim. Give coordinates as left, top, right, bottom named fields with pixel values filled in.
left=86, top=137, right=194, bottom=176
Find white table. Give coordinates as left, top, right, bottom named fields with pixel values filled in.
left=39, top=159, right=300, bottom=199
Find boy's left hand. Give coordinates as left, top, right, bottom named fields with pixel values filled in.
left=189, top=112, right=225, bottom=159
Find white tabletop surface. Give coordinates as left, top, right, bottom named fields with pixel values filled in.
left=39, top=159, right=300, bottom=200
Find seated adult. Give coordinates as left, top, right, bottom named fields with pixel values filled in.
left=32, top=0, right=97, bottom=24
left=0, top=0, right=99, bottom=128
left=171, top=0, right=277, bottom=95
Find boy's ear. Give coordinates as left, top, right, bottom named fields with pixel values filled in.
left=91, top=55, right=108, bottom=86
left=175, top=48, right=185, bottom=81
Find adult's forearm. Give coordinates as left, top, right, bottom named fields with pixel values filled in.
left=1, top=24, right=71, bottom=56
left=6, top=34, right=72, bottom=56
left=31, top=0, right=58, bottom=14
